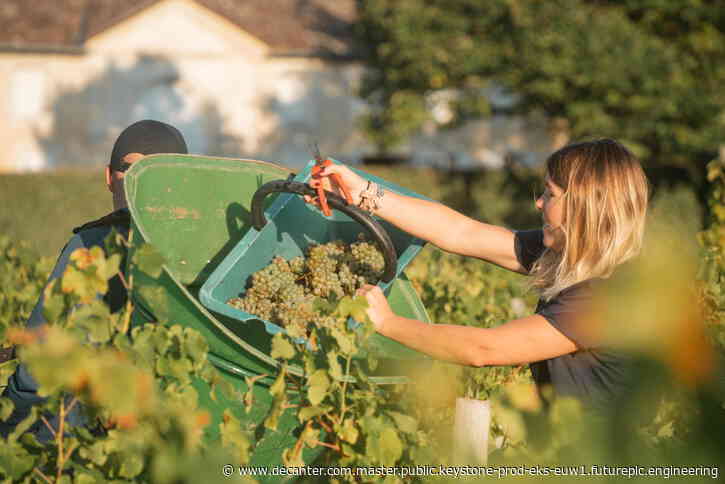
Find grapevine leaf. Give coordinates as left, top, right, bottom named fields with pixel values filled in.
left=0, top=442, right=36, bottom=480
left=336, top=296, right=369, bottom=323
left=326, top=351, right=344, bottom=381
left=387, top=411, right=418, bottom=434
left=298, top=405, right=329, bottom=422
left=100, top=253, right=122, bottom=280
left=368, top=425, right=403, bottom=466
left=301, top=425, right=320, bottom=448
left=505, top=383, right=542, bottom=412
left=264, top=394, right=286, bottom=431
left=313, top=297, right=337, bottom=315
left=282, top=447, right=305, bottom=468
left=657, top=421, right=675, bottom=439
left=495, top=406, right=527, bottom=444
left=182, top=328, right=209, bottom=365
left=69, top=247, right=95, bottom=269
left=330, top=327, right=356, bottom=356
left=8, top=407, right=39, bottom=443
left=303, top=352, right=317, bottom=376
left=367, top=354, right=379, bottom=372
left=69, top=299, right=112, bottom=344
left=62, top=265, right=105, bottom=303
left=133, top=243, right=165, bottom=278
left=129, top=326, right=155, bottom=366
left=0, top=360, right=18, bottom=394
left=104, top=227, right=127, bottom=254
left=0, top=397, right=14, bottom=421
left=119, top=452, right=144, bottom=478
left=74, top=471, right=101, bottom=484
left=55, top=472, right=73, bottom=484
left=157, top=356, right=193, bottom=382
left=285, top=321, right=306, bottom=340
left=270, top=366, right=286, bottom=396
left=138, top=286, right=168, bottom=324
left=340, top=418, right=359, bottom=444
left=307, top=369, right=330, bottom=406
left=220, top=410, right=251, bottom=463
left=79, top=441, right=108, bottom=466
left=271, top=333, right=296, bottom=360
left=42, top=281, right=65, bottom=323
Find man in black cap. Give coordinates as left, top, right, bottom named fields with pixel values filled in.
left=0, top=120, right=188, bottom=440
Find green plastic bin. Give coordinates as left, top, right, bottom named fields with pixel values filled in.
left=122, top=155, right=433, bottom=475
left=199, top=159, right=431, bottom=360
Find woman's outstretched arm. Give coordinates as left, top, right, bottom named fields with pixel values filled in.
left=359, top=285, right=578, bottom=366
left=318, top=164, right=528, bottom=274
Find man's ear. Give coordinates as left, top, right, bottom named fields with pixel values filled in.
left=105, top=165, right=112, bottom=192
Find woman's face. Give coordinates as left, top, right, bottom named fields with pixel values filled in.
left=535, top=176, right=565, bottom=250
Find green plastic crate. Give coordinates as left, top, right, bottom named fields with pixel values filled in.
left=199, top=159, right=431, bottom=359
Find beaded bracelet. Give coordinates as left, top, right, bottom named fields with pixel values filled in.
left=358, top=180, right=385, bottom=213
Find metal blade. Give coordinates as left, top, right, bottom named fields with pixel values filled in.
left=309, top=141, right=323, bottom=163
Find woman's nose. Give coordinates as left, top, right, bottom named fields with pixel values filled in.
left=535, top=196, right=543, bottom=210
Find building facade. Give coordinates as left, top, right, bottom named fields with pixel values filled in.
left=0, top=0, right=556, bottom=172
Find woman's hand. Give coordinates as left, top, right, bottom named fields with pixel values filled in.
left=356, top=284, right=395, bottom=333
left=305, top=163, right=367, bottom=207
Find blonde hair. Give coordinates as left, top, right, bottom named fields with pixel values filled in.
left=530, top=139, right=649, bottom=301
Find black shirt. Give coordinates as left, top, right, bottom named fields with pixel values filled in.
left=514, top=229, right=636, bottom=411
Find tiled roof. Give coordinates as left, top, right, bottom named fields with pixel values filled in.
left=0, top=0, right=356, bottom=56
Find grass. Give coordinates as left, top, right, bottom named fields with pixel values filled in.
left=0, top=169, right=112, bottom=257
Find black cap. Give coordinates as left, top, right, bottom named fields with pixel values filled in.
left=109, top=120, right=188, bottom=172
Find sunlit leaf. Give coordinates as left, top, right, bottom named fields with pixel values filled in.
left=133, top=243, right=165, bottom=278
left=326, top=351, right=344, bottom=381
left=271, top=333, right=295, bottom=360
left=387, top=410, right=417, bottom=434
left=138, top=286, right=168, bottom=323
left=340, top=418, right=359, bottom=444
left=307, top=369, right=330, bottom=406
left=0, top=397, right=14, bottom=421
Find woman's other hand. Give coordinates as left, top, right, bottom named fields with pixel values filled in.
left=356, top=284, right=394, bottom=332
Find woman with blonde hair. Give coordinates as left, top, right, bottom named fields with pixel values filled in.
left=314, top=139, right=649, bottom=408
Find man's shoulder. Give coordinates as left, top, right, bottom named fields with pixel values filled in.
left=51, top=210, right=130, bottom=276
left=71, top=209, right=130, bottom=247
left=72, top=209, right=130, bottom=235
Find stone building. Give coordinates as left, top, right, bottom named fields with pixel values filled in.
left=0, top=0, right=556, bottom=172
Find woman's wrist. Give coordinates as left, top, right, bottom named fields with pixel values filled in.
left=375, top=312, right=398, bottom=336
left=357, top=180, right=385, bottom=213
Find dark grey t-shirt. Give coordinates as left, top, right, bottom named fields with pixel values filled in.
left=514, top=229, right=636, bottom=411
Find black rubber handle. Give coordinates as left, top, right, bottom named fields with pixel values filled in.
left=251, top=179, right=398, bottom=283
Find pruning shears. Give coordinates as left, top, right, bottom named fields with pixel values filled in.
left=310, top=143, right=353, bottom=216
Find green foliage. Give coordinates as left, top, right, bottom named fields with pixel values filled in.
left=266, top=295, right=446, bottom=482
left=356, top=0, right=724, bottom=186
left=698, top=156, right=725, bottom=348
left=0, top=238, right=250, bottom=483
left=132, top=243, right=166, bottom=279
left=0, top=237, right=52, bottom=344
left=1, top=160, right=724, bottom=480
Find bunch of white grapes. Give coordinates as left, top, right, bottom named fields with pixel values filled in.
left=227, top=235, right=386, bottom=328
